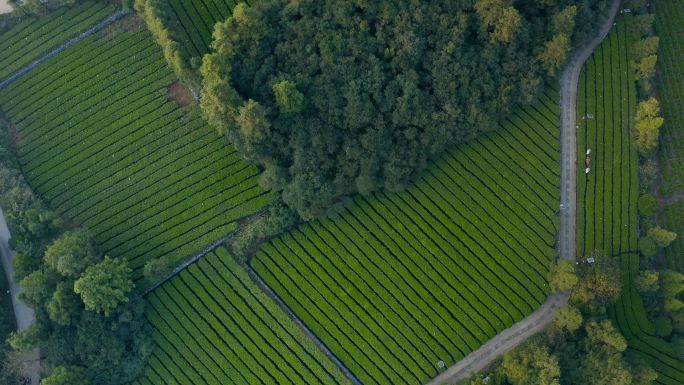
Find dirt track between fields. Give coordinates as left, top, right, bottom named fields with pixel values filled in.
left=426, top=1, right=622, bottom=383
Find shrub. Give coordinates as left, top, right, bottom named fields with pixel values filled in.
left=647, top=227, right=677, bottom=248
left=639, top=158, right=658, bottom=193
left=654, top=316, right=673, bottom=338
left=638, top=194, right=658, bottom=217
left=639, top=237, right=657, bottom=259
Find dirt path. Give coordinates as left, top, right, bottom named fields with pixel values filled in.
left=0, top=208, right=40, bottom=385
left=0, top=10, right=128, bottom=91
left=427, top=1, right=622, bottom=383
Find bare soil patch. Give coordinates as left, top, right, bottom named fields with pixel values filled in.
left=101, top=14, right=143, bottom=38
left=168, top=81, right=196, bottom=107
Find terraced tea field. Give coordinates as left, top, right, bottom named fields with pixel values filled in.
left=0, top=18, right=274, bottom=281
left=252, top=89, right=561, bottom=385
left=654, top=0, right=684, bottom=271
left=149, top=0, right=250, bottom=62
left=577, top=16, right=684, bottom=384
left=0, top=1, right=116, bottom=82
left=133, top=247, right=350, bottom=385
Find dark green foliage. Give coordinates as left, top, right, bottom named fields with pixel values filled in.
left=0, top=120, right=151, bottom=384
left=571, top=251, right=622, bottom=307
left=74, top=256, right=134, bottom=316
left=639, top=236, right=657, bottom=259
left=654, top=316, right=673, bottom=337
left=655, top=0, right=684, bottom=271
left=202, top=0, right=605, bottom=219
left=40, top=366, right=91, bottom=385
left=230, top=200, right=299, bottom=260
left=638, top=194, right=658, bottom=217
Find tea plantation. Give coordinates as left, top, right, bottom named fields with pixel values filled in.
left=577, top=16, right=684, bottom=384
left=655, top=0, right=684, bottom=272
left=253, top=89, right=561, bottom=385
left=0, top=18, right=274, bottom=281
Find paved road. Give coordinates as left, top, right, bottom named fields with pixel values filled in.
left=427, top=1, right=622, bottom=384
left=0, top=209, right=35, bottom=332
left=0, top=10, right=128, bottom=382
left=1, top=208, right=40, bottom=385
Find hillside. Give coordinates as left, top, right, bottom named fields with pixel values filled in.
left=0, top=16, right=274, bottom=282
left=0, top=0, right=683, bottom=384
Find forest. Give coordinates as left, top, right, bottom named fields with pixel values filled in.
left=201, top=0, right=608, bottom=218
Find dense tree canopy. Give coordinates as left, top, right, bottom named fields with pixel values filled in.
left=202, top=0, right=607, bottom=218
left=74, top=256, right=134, bottom=316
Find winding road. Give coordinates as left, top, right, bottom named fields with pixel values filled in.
left=427, top=1, right=622, bottom=383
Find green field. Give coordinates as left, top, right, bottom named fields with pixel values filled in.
left=151, top=0, right=249, bottom=62
left=252, top=89, right=561, bottom=385
left=133, top=247, right=350, bottom=385
left=577, top=16, right=684, bottom=384
left=0, top=18, right=274, bottom=281
left=654, top=0, right=684, bottom=271
left=0, top=1, right=116, bottom=82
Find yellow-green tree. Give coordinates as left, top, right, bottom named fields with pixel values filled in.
left=634, top=97, right=664, bottom=154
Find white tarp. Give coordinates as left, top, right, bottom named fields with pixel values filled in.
left=0, top=0, right=12, bottom=15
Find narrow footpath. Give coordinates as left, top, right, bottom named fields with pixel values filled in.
left=0, top=10, right=127, bottom=91
left=427, top=1, right=622, bottom=383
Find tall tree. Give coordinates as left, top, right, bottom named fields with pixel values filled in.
left=634, top=98, right=664, bottom=154
left=647, top=227, right=677, bottom=248
left=201, top=0, right=601, bottom=218
left=501, top=342, right=561, bottom=385
left=74, top=257, right=133, bottom=316
left=44, top=231, right=96, bottom=278
left=40, top=366, right=91, bottom=385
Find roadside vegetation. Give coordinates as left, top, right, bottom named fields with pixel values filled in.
left=462, top=256, right=657, bottom=385
left=464, top=3, right=684, bottom=384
